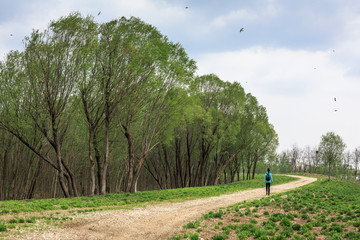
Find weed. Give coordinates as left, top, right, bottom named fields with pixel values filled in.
left=212, top=235, right=225, bottom=240
left=172, top=234, right=181, bottom=240
left=8, top=219, right=18, bottom=224
left=189, top=233, right=199, bottom=240
left=183, top=221, right=200, bottom=229
left=292, top=223, right=301, bottom=231
left=250, top=219, right=258, bottom=224
left=0, top=223, right=7, bottom=232
left=237, top=230, right=251, bottom=239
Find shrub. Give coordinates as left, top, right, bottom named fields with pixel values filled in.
left=237, top=230, right=251, bottom=239
left=190, top=233, right=200, bottom=240
left=212, top=235, right=225, bottom=240
left=172, top=234, right=181, bottom=240
left=344, top=232, right=360, bottom=240
left=250, top=219, right=258, bottom=224
left=1, top=209, right=10, bottom=214
left=8, top=218, right=18, bottom=224
left=0, top=223, right=7, bottom=232
left=263, top=211, right=269, bottom=216
left=292, top=223, right=301, bottom=231
left=329, top=223, right=343, bottom=233
left=183, top=221, right=200, bottom=229
left=280, top=218, right=292, bottom=227
left=254, top=229, right=267, bottom=238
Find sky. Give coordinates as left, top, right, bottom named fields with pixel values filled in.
left=1, top=0, right=360, bottom=153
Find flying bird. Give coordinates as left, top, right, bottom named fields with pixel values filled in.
left=334, top=97, right=336, bottom=102
left=98, top=11, right=101, bottom=16
left=240, top=27, right=244, bottom=32
left=10, top=34, right=13, bottom=36
left=185, top=6, right=188, bottom=9
left=334, top=110, right=338, bottom=112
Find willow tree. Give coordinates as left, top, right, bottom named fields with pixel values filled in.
left=212, top=81, right=246, bottom=185
left=107, top=18, right=196, bottom=193
left=0, top=13, right=94, bottom=197
left=318, top=132, right=346, bottom=181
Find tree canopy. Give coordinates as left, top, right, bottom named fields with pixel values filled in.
left=0, top=13, right=277, bottom=199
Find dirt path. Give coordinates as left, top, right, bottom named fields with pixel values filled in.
left=20, top=175, right=316, bottom=240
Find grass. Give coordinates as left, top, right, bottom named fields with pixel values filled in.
left=173, top=177, right=360, bottom=240
left=0, top=174, right=296, bottom=237
left=0, top=174, right=295, bottom=215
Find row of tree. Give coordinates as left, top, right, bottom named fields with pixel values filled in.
left=269, top=132, right=359, bottom=180
left=0, top=13, right=278, bottom=200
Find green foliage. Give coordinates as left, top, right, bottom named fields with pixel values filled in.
left=189, top=233, right=200, bottom=240
left=183, top=221, right=200, bottom=229
left=0, top=223, right=7, bottom=232
left=212, top=235, right=226, bottom=240
left=204, top=210, right=224, bottom=219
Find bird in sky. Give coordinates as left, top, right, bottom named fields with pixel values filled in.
left=185, top=6, right=188, bottom=9
left=240, top=27, right=244, bottom=32
left=335, top=110, right=338, bottom=112
left=98, top=11, right=101, bottom=16
left=10, top=34, right=13, bottom=36
left=334, top=97, right=336, bottom=102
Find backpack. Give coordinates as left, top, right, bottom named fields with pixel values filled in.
left=266, top=173, right=271, bottom=181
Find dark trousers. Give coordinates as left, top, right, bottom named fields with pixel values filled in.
left=266, top=183, right=271, bottom=195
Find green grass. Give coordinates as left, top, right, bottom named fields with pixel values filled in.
left=0, top=174, right=295, bottom=215
left=173, top=177, right=360, bottom=240
left=0, top=174, right=296, bottom=237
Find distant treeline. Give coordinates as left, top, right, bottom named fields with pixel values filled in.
left=0, top=13, right=278, bottom=200
left=270, top=141, right=359, bottom=180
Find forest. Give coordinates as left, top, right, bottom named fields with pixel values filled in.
left=0, top=13, right=357, bottom=201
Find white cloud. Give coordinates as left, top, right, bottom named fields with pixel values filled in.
left=195, top=46, right=360, bottom=152
left=210, top=10, right=258, bottom=29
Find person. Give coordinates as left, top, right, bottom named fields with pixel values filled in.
left=264, top=168, right=273, bottom=195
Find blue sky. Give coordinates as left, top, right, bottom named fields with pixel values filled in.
left=1, top=0, right=360, bottom=152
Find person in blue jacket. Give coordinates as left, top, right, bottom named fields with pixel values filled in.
left=264, top=168, right=273, bottom=195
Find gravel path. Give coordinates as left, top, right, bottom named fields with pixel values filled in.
left=20, top=175, right=316, bottom=240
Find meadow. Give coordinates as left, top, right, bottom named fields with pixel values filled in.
left=174, top=176, right=360, bottom=240
left=0, top=174, right=295, bottom=237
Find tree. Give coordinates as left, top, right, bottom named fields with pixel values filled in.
left=353, top=147, right=360, bottom=179
left=318, top=132, right=346, bottom=181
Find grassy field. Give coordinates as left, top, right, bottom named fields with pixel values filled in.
left=173, top=177, right=360, bottom=240
left=0, top=174, right=296, bottom=237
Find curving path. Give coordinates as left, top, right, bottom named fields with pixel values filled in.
left=20, top=175, right=317, bottom=240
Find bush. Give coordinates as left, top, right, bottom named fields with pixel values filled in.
left=329, top=223, right=343, bottom=233
left=8, top=218, right=18, bottom=224
left=280, top=218, right=292, bottom=227
left=237, top=231, right=251, bottom=240
left=292, top=223, right=301, bottom=231
left=212, top=235, right=225, bottom=240
left=189, top=233, right=200, bottom=240
left=0, top=223, right=7, bottom=232
left=183, top=221, right=200, bottom=229
left=344, top=232, right=360, bottom=240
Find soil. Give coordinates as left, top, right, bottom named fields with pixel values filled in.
left=16, top=175, right=316, bottom=240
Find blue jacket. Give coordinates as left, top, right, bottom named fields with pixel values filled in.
left=264, top=172, right=273, bottom=183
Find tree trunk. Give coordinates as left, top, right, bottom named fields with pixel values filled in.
left=213, top=147, right=242, bottom=185
left=125, top=129, right=135, bottom=192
